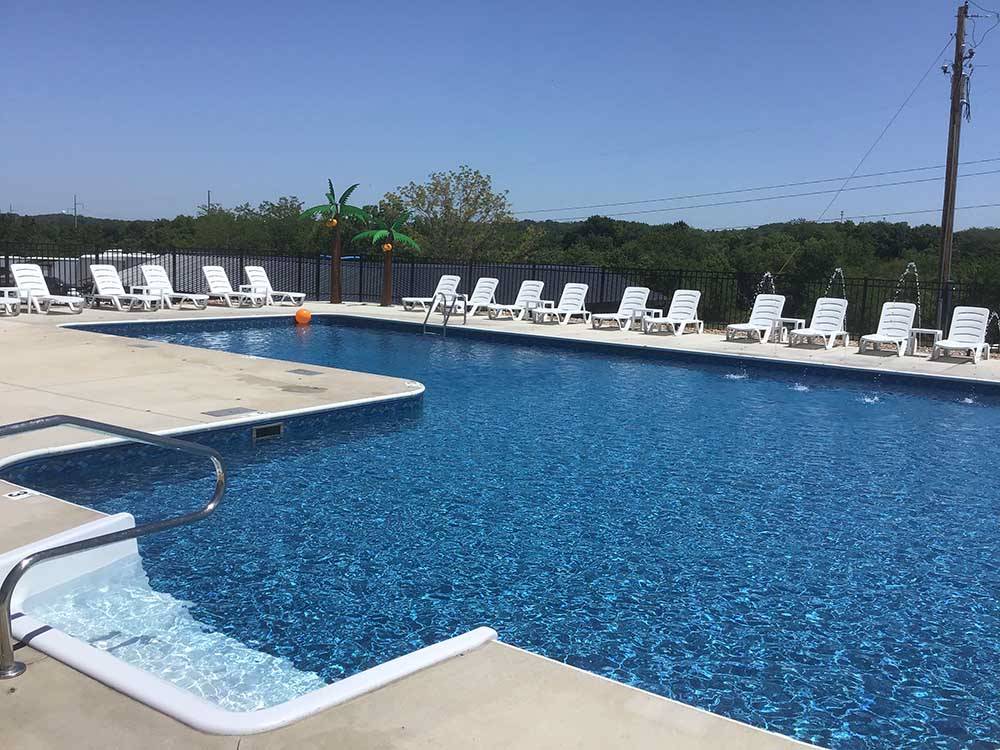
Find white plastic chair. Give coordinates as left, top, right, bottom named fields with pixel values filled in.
left=10, top=263, right=84, bottom=314
left=401, top=275, right=460, bottom=312
left=788, top=298, right=849, bottom=350
left=725, top=294, right=785, bottom=343
left=644, top=289, right=704, bottom=336
left=450, top=277, right=498, bottom=316
left=487, top=280, right=545, bottom=321
left=202, top=266, right=265, bottom=308
left=530, top=283, right=590, bottom=325
left=858, top=302, right=916, bottom=357
left=89, top=265, right=163, bottom=312
left=0, top=288, right=20, bottom=316
left=243, top=266, right=305, bottom=306
left=932, top=306, right=991, bottom=363
left=591, top=287, right=651, bottom=331
left=140, top=265, right=209, bottom=310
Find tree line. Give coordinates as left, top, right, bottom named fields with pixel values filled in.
left=2, top=165, right=998, bottom=290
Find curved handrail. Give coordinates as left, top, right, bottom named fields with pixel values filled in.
left=0, top=415, right=226, bottom=678
left=422, top=292, right=468, bottom=337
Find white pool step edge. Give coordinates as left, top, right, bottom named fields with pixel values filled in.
left=0, top=514, right=498, bottom=735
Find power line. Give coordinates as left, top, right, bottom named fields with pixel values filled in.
left=543, top=168, right=1000, bottom=222
left=512, top=156, right=1000, bottom=216
left=814, top=35, right=956, bottom=223
left=703, top=201, right=1000, bottom=231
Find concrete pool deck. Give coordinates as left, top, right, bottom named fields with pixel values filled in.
left=7, top=300, right=995, bottom=748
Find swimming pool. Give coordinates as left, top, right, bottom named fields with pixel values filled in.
left=9, top=316, right=1000, bottom=749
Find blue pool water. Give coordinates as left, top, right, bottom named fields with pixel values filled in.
left=9, top=316, right=1000, bottom=749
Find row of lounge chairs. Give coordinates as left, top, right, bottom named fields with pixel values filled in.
left=4, top=264, right=304, bottom=315
left=404, top=275, right=993, bottom=363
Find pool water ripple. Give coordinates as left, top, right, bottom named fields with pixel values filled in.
left=8, top=317, right=999, bottom=749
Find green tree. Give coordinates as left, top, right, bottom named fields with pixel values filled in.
left=353, top=212, right=420, bottom=306
left=301, top=180, right=367, bottom=303
left=382, top=165, right=512, bottom=259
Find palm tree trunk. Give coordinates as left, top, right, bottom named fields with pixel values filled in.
left=381, top=250, right=393, bottom=306
left=330, top=223, right=342, bottom=304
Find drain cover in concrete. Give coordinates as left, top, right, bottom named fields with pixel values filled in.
left=287, top=368, right=323, bottom=376
left=202, top=406, right=258, bottom=417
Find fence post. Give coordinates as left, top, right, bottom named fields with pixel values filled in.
left=314, top=247, right=321, bottom=301
left=859, top=277, right=869, bottom=335
left=359, top=257, right=366, bottom=302
left=171, top=249, right=177, bottom=284
left=599, top=267, right=607, bottom=303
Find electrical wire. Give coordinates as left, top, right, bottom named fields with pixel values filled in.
left=702, top=202, right=1000, bottom=231
left=813, top=35, right=956, bottom=224
left=542, top=168, right=1000, bottom=222
left=512, top=157, right=1000, bottom=216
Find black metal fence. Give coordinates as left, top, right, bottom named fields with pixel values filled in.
left=2, top=242, right=994, bottom=337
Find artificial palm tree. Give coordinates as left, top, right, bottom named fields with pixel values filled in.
left=353, top=212, right=420, bottom=306
left=300, top=179, right=367, bottom=304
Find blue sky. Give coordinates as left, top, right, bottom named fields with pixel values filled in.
left=3, top=0, right=999, bottom=228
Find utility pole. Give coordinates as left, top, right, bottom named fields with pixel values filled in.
left=72, top=194, right=84, bottom=229
left=207, top=190, right=212, bottom=212
left=937, top=2, right=970, bottom=329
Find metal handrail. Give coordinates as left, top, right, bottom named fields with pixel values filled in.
left=0, top=415, right=226, bottom=679
left=422, top=292, right=468, bottom=338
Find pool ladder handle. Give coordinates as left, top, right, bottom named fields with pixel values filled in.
left=422, top=292, right=467, bottom=338
left=0, top=415, right=227, bottom=679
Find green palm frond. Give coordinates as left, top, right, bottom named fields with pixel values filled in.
left=352, top=229, right=391, bottom=244
left=391, top=231, right=420, bottom=250
left=391, top=212, right=410, bottom=232
left=326, top=179, right=337, bottom=205
left=301, top=204, right=335, bottom=218
left=338, top=183, right=359, bottom=208
left=339, top=204, right=369, bottom=223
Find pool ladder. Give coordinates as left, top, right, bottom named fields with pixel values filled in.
left=422, top=292, right=467, bottom=338
left=0, top=415, right=227, bottom=679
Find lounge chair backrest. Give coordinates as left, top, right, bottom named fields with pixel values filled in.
left=245, top=266, right=274, bottom=293
left=666, top=289, right=701, bottom=320
left=11, top=264, right=51, bottom=298
left=203, top=266, right=235, bottom=294
left=512, top=280, right=544, bottom=306
left=947, top=306, right=990, bottom=344
left=875, top=302, right=916, bottom=339
left=90, top=265, right=127, bottom=296
left=468, top=277, right=499, bottom=305
left=747, top=294, right=785, bottom=327
left=433, top=275, right=461, bottom=298
left=556, top=283, right=588, bottom=311
left=807, top=297, right=848, bottom=333
left=615, top=287, right=650, bottom=316
left=141, top=265, right=177, bottom=296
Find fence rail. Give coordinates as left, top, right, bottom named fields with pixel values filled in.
left=1, top=242, right=992, bottom=338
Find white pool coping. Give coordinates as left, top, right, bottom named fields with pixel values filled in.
left=0, top=514, right=497, bottom=735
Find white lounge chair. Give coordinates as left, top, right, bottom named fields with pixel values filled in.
left=89, top=265, right=163, bottom=312
left=243, top=266, right=305, bottom=306
left=591, top=287, right=651, bottom=331
left=401, top=275, right=460, bottom=312
left=139, top=265, right=209, bottom=310
left=486, top=280, right=545, bottom=321
left=0, top=288, right=19, bottom=316
left=644, top=289, right=704, bottom=336
left=202, top=266, right=266, bottom=308
left=931, top=306, right=991, bottom=363
left=449, top=277, right=498, bottom=317
left=726, top=294, right=785, bottom=343
left=858, top=302, right=916, bottom=357
left=10, top=263, right=84, bottom=314
left=788, top=297, right=849, bottom=350
left=530, top=283, right=590, bottom=325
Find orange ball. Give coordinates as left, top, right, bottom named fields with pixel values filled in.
left=295, top=308, right=312, bottom=325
